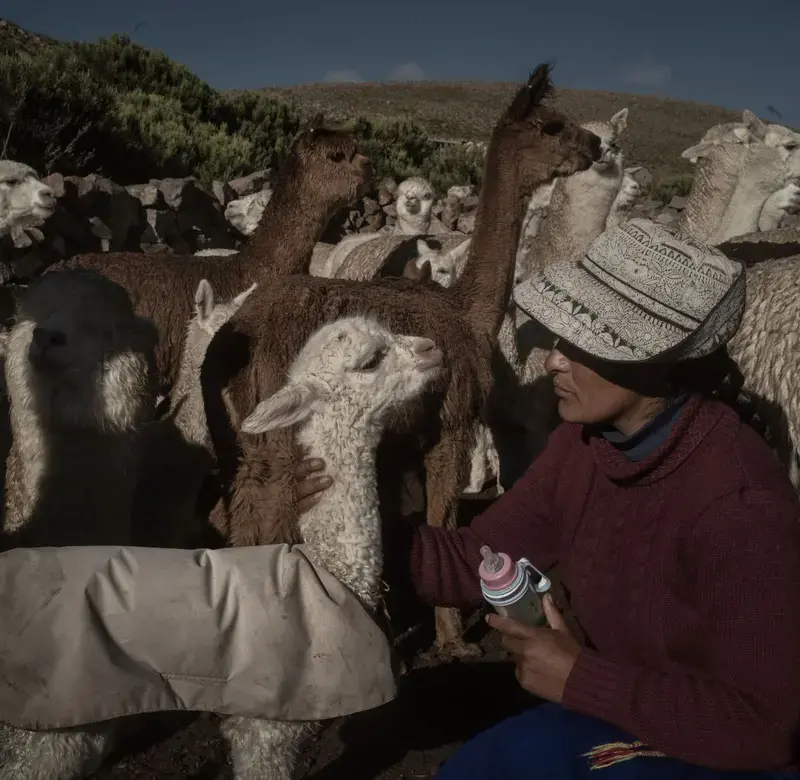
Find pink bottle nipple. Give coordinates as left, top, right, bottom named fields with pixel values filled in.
left=478, top=545, right=517, bottom=590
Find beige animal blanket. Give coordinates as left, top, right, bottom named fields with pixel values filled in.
left=0, top=543, right=395, bottom=730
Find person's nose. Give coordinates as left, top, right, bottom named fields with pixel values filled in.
left=544, top=346, right=569, bottom=375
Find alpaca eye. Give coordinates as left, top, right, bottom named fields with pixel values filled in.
left=359, top=350, right=387, bottom=371
left=330, top=152, right=346, bottom=162
left=542, top=120, right=564, bottom=136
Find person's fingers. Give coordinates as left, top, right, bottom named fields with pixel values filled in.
left=486, top=613, right=538, bottom=639
left=543, top=593, right=568, bottom=632
left=293, top=458, right=326, bottom=479
left=298, top=493, right=323, bottom=514
left=296, top=474, right=333, bottom=500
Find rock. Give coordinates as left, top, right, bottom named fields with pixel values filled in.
left=441, top=195, right=463, bottom=230
left=41, top=173, right=70, bottom=199
left=211, top=180, right=236, bottom=207
left=668, top=196, right=687, bottom=210
left=457, top=211, right=476, bottom=234
left=630, top=166, right=654, bottom=188
left=461, top=194, right=480, bottom=212
left=377, top=178, right=398, bottom=195
left=228, top=170, right=272, bottom=198
left=159, top=178, right=200, bottom=211
left=141, top=209, right=178, bottom=245
left=362, top=196, right=380, bottom=217
left=448, top=185, right=474, bottom=200
left=383, top=203, right=397, bottom=219
left=88, top=216, right=113, bottom=241
left=225, top=189, right=272, bottom=237
left=377, top=187, right=394, bottom=207
left=127, top=183, right=163, bottom=209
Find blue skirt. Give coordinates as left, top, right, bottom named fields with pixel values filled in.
left=435, top=703, right=796, bottom=779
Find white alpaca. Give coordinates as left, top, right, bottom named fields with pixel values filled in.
left=409, top=238, right=466, bottom=288
left=678, top=110, right=767, bottom=242
left=0, top=160, right=56, bottom=238
left=222, top=315, right=442, bottom=780
left=759, top=181, right=800, bottom=231
left=132, top=279, right=257, bottom=547
left=0, top=269, right=158, bottom=780
left=317, top=176, right=437, bottom=278
left=606, top=165, right=644, bottom=229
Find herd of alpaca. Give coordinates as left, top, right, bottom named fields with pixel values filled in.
left=0, top=62, right=800, bottom=779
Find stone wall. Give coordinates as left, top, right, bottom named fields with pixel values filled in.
left=1, top=169, right=796, bottom=282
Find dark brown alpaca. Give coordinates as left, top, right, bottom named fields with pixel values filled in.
left=49, top=128, right=373, bottom=392
left=201, top=64, right=601, bottom=659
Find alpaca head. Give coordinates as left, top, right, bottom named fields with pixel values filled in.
left=617, top=165, right=643, bottom=206
left=581, top=108, right=628, bottom=171
left=403, top=239, right=467, bottom=288
left=285, top=125, right=375, bottom=209
left=489, top=63, right=601, bottom=195
left=681, top=110, right=767, bottom=164
left=395, top=177, right=435, bottom=232
left=0, top=161, right=57, bottom=236
left=7, top=269, right=157, bottom=430
left=240, top=316, right=442, bottom=436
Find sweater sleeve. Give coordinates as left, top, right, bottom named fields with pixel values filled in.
left=399, top=423, right=573, bottom=609
left=561, top=488, right=800, bottom=771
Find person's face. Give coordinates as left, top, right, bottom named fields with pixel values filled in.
left=544, top=339, right=664, bottom=434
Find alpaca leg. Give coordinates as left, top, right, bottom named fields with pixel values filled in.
left=422, top=429, right=482, bottom=662
left=220, top=715, right=315, bottom=780
left=0, top=723, right=117, bottom=780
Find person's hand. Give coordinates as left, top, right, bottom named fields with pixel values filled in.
left=292, top=457, right=333, bottom=514
left=486, top=593, right=581, bottom=703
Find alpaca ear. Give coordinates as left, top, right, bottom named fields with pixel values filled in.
left=240, top=384, right=315, bottom=434
left=415, top=260, right=432, bottom=284
left=194, top=279, right=214, bottom=324
left=416, top=239, right=432, bottom=256
left=508, top=63, right=554, bottom=120
left=610, top=108, right=628, bottom=134
left=232, top=282, right=257, bottom=308
left=742, top=110, right=767, bottom=139
left=681, top=141, right=714, bottom=161
left=625, top=165, right=643, bottom=174
left=447, top=238, right=471, bottom=261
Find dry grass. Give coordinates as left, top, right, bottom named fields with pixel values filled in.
left=255, top=82, right=747, bottom=186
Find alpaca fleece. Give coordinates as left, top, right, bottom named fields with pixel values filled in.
left=398, top=395, right=800, bottom=771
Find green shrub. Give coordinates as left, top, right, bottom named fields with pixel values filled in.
left=1, top=35, right=485, bottom=192
left=649, top=173, right=694, bottom=204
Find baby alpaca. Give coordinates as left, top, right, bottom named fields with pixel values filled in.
left=223, top=316, right=442, bottom=780
left=0, top=269, right=158, bottom=780
left=132, top=279, right=257, bottom=547
left=403, top=238, right=466, bottom=288
left=606, top=165, right=644, bottom=229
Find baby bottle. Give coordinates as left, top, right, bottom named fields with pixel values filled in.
left=478, top=545, right=551, bottom=627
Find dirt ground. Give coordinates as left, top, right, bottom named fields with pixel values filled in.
left=95, top=624, right=534, bottom=780
left=93, top=494, right=539, bottom=780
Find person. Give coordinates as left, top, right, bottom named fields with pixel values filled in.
left=301, top=218, right=800, bottom=778
left=0, top=460, right=395, bottom=731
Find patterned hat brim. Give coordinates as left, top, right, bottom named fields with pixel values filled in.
left=513, top=259, right=746, bottom=364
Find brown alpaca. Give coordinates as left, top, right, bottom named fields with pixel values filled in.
left=49, top=128, right=373, bottom=392
left=201, top=65, right=601, bottom=659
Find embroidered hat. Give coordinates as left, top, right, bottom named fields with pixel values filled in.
left=512, top=218, right=746, bottom=363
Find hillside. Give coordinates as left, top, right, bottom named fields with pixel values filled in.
left=0, top=16, right=759, bottom=192
left=257, top=82, right=745, bottom=187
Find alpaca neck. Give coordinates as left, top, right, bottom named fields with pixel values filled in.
left=397, top=211, right=430, bottom=235
left=5, top=403, right=140, bottom=544
left=170, top=348, right=210, bottom=449
left=539, top=165, right=623, bottom=263
left=679, top=145, right=747, bottom=242
left=296, top=413, right=383, bottom=611
left=711, top=147, right=786, bottom=243
left=451, top=143, right=527, bottom=342
left=235, top=174, right=340, bottom=278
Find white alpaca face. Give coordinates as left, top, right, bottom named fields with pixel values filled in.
left=581, top=109, right=627, bottom=172
left=396, top=177, right=435, bottom=218
left=240, top=316, right=442, bottom=434
left=0, top=161, right=56, bottom=233
left=764, top=124, right=800, bottom=157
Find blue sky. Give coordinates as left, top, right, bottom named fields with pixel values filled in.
left=5, top=0, right=800, bottom=125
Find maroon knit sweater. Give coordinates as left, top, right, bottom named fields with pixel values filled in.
left=404, top=394, right=800, bottom=771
